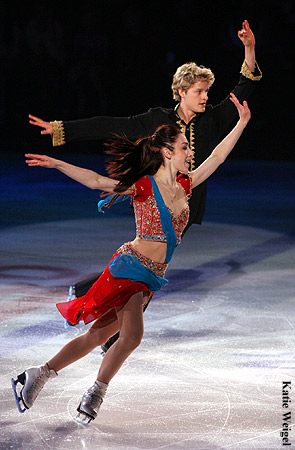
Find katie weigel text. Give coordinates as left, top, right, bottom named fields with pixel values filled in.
left=281, top=381, right=292, bottom=447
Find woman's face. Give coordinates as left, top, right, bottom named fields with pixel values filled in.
left=170, top=133, right=193, bottom=173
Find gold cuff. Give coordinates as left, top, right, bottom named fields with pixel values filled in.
left=50, top=120, right=65, bottom=146
left=240, top=60, right=262, bottom=81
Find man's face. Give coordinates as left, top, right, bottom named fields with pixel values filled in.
left=179, top=80, right=209, bottom=113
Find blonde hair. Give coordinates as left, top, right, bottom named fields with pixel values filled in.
left=171, top=62, right=215, bottom=102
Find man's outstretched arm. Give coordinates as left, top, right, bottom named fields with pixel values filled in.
left=239, top=19, right=256, bottom=73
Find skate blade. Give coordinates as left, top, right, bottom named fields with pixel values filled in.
left=11, top=378, right=26, bottom=413
left=75, top=411, right=93, bottom=426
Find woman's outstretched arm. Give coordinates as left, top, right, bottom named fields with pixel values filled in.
left=190, top=93, right=251, bottom=189
left=25, top=154, right=119, bottom=192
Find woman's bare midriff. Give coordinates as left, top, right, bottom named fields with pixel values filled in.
left=131, top=237, right=167, bottom=264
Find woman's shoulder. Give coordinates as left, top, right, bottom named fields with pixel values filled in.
left=132, top=175, right=153, bottom=200
left=176, top=173, right=192, bottom=198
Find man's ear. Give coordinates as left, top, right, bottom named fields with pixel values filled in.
left=178, top=88, right=186, bottom=99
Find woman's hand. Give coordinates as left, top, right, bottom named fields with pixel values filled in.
left=25, top=154, right=56, bottom=168
left=28, top=115, right=53, bottom=135
left=190, top=93, right=251, bottom=189
left=238, top=19, right=255, bottom=47
left=229, top=93, right=251, bottom=125
left=25, top=153, right=119, bottom=191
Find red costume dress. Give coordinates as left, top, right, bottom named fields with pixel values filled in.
left=56, top=174, right=191, bottom=326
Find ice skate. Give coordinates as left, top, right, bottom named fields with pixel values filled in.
left=75, top=380, right=108, bottom=425
left=11, top=364, right=57, bottom=413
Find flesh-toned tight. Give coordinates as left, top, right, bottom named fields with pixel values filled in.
left=47, top=292, right=145, bottom=384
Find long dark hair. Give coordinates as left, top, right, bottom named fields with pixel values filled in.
left=105, top=124, right=181, bottom=193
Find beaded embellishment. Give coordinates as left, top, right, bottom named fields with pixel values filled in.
left=133, top=190, right=189, bottom=245
left=240, top=60, right=262, bottom=81
left=117, top=242, right=168, bottom=278
left=50, top=120, right=65, bottom=146
left=175, top=119, right=196, bottom=170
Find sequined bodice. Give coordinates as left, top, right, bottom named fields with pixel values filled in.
left=132, top=175, right=191, bottom=245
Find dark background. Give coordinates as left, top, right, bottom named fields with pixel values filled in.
left=1, top=0, right=294, bottom=160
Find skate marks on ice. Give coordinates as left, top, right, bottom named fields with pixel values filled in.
left=2, top=335, right=295, bottom=450
left=0, top=221, right=294, bottom=449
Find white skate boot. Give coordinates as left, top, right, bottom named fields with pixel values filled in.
left=11, top=364, right=57, bottom=413
left=75, top=380, right=108, bottom=425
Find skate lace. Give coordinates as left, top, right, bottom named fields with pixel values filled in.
left=30, top=373, right=47, bottom=401
left=85, top=388, right=103, bottom=412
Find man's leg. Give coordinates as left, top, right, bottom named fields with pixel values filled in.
left=75, top=273, right=102, bottom=297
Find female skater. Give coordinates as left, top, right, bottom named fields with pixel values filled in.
left=12, top=93, right=250, bottom=424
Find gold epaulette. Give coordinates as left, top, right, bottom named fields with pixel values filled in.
left=50, top=120, right=65, bottom=146
left=240, top=60, right=262, bottom=81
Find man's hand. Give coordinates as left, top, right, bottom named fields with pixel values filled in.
left=238, top=20, right=255, bottom=47
left=29, top=115, right=53, bottom=135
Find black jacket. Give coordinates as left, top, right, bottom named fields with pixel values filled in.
left=61, top=71, right=261, bottom=229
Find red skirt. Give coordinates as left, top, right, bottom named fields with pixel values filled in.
left=56, top=252, right=150, bottom=326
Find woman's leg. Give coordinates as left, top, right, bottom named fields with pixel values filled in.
left=12, top=294, right=144, bottom=415
left=47, top=318, right=119, bottom=373
left=97, top=292, right=145, bottom=384
left=12, top=314, right=120, bottom=413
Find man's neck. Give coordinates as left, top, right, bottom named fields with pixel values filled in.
left=176, top=105, right=196, bottom=124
